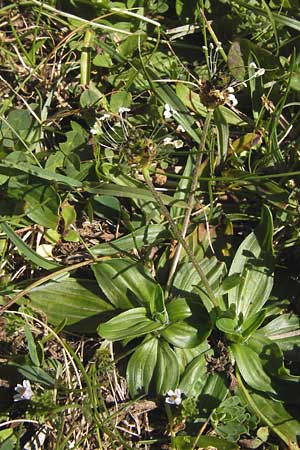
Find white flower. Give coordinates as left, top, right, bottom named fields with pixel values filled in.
left=163, top=137, right=172, bottom=145
left=249, top=61, right=258, bottom=69
left=174, top=139, right=183, bottom=149
left=165, top=388, right=182, bottom=405
left=177, top=125, right=185, bottom=133
left=255, top=68, right=265, bottom=77
left=118, top=107, right=130, bottom=114
left=163, top=104, right=175, bottom=119
left=14, top=380, right=33, bottom=402
left=227, top=86, right=234, bottom=93
left=227, top=93, right=238, bottom=107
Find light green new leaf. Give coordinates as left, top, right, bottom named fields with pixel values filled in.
left=126, top=336, right=158, bottom=396
left=0, top=223, right=61, bottom=270
left=98, top=307, right=161, bottom=341
left=92, top=258, right=164, bottom=311
left=27, top=278, right=113, bottom=331
left=155, top=340, right=179, bottom=394
left=231, top=342, right=276, bottom=394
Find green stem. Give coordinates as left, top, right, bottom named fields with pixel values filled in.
left=166, top=110, right=213, bottom=293
left=142, top=168, right=217, bottom=309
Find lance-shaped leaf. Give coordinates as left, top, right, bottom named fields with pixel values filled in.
left=155, top=340, right=179, bottom=394
left=92, top=258, right=164, bottom=312
left=258, top=313, right=300, bottom=355
left=27, top=278, right=113, bottom=331
left=228, top=205, right=274, bottom=319
left=179, top=348, right=212, bottom=397
left=126, top=336, right=158, bottom=396
left=98, top=307, right=161, bottom=341
left=237, top=372, right=300, bottom=446
left=231, top=342, right=276, bottom=394
left=161, top=297, right=211, bottom=348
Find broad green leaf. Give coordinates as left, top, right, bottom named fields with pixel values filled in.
left=59, top=121, right=88, bottom=156
left=175, top=341, right=210, bottom=375
left=179, top=350, right=211, bottom=396
left=90, top=223, right=169, bottom=256
left=259, top=314, right=300, bottom=354
left=117, top=32, right=147, bottom=57
left=98, top=307, right=161, bottom=341
left=110, top=91, right=132, bottom=113
left=199, top=373, right=228, bottom=419
left=92, top=258, right=163, bottom=310
left=155, top=340, right=179, bottom=394
left=290, top=71, right=300, bottom=91
left=0, top=223, right=61, bottom=270
left=248, top=334, right=299, bottom=383
left=25, top=185, right=59, bottom=229
left=237, top=372, right=300, bottom=445
left=240, top=310, right=267, bottom=339
left=174, top=435, right=238, bottom=450
left=27, top=278, right=113, bottom=331
left=93, top=54, right=113, bottom=67
left=173, top=257, right=226, bottom=294
left=126, top=336, right=158, bottom=396
left=228, top=206, right=274, bottom=319
left=61, top=203, right=76, bottom=229
left=161, top=298, right=211, bottom=348
left=231, top=343, right=276, bottom=394
left=80, top=85, right=104, bottom=107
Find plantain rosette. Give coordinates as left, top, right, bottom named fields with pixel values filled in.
left=95, top=257, right=214, bottom=397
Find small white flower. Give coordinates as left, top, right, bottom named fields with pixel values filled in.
left=165, top=388, right=182, bottom=405
left=99, top=113, right=110, bottom=121
left=227, top=93, right=238, bottom=107
left=118, top=107, right=130, bottom=114
left=163, top=104, right=174, bottom=119
left=174, top=139, right=183, bottom=149
left=249, top=61, right=258, bottom=69
left=14, top=380, right=33, bottom=402
left=177, top=125, right=185, bottom=133
left=163, top=137, right=173, bottom=145
left=227, top=86, right=234, bottom=93
left=255, top=68, right=265, bottom=77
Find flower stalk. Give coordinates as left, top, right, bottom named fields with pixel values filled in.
left=167, top=110, right=213, bottom=292
left=142, top=166, right=218, bottom=309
